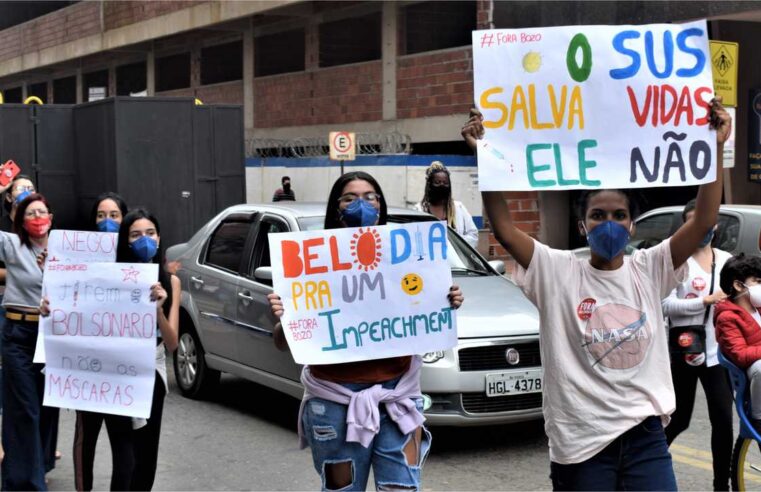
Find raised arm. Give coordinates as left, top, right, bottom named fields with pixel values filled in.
left=669, top=99, right=731, bottom=268
left=462, top=109, right=535, bottom=269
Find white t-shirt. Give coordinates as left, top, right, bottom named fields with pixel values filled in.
left=662, top=249, right=732, bottom=367
left=513, top=238, right=686, bottom=464
left=413, top=200, right=479, bottom=248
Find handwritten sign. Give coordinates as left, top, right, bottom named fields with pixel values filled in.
left=42, top=262, right=158, bottom=418
left=473, top=20, right=715, bottom=191
left=269, top=222, right=457, bottom=365
left=34, top=230, right=118, bottom=363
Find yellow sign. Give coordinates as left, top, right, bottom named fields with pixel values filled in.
left=710, top=40, right=738, bottom=107
left=329, top=131, right=356, bottom=161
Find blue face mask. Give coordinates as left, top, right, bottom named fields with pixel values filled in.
left=97, top=218, right=120, bottom=233
left=584, top=221, right=631, bottom=261
left=15, top=190, right=31, bottom=204
left=340, top=199, right=379, bottom=228
left=699, top=229, right=714, bottom=248
left=129, top=236, right=158, bottom=263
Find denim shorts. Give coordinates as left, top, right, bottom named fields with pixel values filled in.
left=302, top=379, right=432, bottom=491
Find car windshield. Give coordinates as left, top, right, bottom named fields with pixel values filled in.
left=297, top=215, right=493, bottom=276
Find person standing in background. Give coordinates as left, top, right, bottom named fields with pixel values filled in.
left=273, top=176, right=296, bottom=202
left=414, top=161, right=479, bottom=248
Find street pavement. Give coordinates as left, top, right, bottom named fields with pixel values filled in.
left=43, top=357, right=724, bottom=491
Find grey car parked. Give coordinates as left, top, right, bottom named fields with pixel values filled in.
left=573, top=204, right=761, bottom=259
left=166, top=202, right=543, bottom=425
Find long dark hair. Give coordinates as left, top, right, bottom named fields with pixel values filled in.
left=13, top=193, right=52, bottom=248
left=89, top=192, right=129, bottom=231
left=116, top=208, right=171, bottom=316
left=324, top=171, right=388, bottom=230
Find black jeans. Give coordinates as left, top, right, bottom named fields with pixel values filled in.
left=73, top=411, right=134, bottom=491
left=665, top=359, right=733, bottom=491
left=72, top=373, right=166, bottom=491
left=1, top=319, right=59, bottom=491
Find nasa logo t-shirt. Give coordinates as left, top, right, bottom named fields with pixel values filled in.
left=514, top=239, right=686, bottom=464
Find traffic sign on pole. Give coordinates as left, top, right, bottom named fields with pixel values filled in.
left=329, top=131, right=356, bottom=161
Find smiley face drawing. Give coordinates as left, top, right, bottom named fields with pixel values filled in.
left=401, top=273, right=423, bottom=296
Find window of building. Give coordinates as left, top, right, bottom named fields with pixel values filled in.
left=83, top=70, right=109, bottom=102
left=204, top=219, right=251, bottom=273
left=201, top=41, right=243, bottom=85
left=255, top=29, right=305, bottom=77
left=116, top=61, right=147, bottom=96
left=319, top=12, right=381, bottom=68
left=53, top=76, right=76, bottom=104
left=3, top=87, right=22, bottom=103
left=403, top=1, right=476, bottom=55
left=28, top=82, right=47, bottom=103
left=156, top=52, right=191, bottom=92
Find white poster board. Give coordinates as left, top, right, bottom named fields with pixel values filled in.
left=473, top=20, right=716, bottom=191
left=269, top=222, right=457, bottom=365
left=34, top=230, right=118, bottom=363
left=42, top=262, right=158, bottom=418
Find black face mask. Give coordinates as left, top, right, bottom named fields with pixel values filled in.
left=429, top=185, right=451, bottom=202
left=283, top=183, right=291, bottom=192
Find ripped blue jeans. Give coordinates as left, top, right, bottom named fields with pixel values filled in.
left=302, top=379, right=432, bottom=491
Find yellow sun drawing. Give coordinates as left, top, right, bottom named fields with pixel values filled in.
left=350, top=227, right=382, bottom=271
left=522, top=51, right=542, bottom=73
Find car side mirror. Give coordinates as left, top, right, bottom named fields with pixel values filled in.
left=488, top=260, right=506, bottom=275
left=254, top=267, right=273, bottom=281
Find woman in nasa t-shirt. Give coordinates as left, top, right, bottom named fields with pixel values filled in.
left=662, top=199, right=733, bottom=491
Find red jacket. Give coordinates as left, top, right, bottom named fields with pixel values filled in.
left=714, top=300, right=761, bottom=369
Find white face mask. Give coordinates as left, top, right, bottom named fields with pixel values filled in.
left=741, top=283, right=761, bottom=308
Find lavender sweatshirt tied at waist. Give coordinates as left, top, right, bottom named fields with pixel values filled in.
left=298, top=356, right=425, bottom=449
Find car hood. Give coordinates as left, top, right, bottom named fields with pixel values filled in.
left=454, top=275, right=540, bottom=338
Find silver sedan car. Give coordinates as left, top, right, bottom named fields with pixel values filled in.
left=166, top=203, right=543, bottom=425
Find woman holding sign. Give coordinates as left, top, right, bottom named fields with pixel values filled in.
left=72, top=192, right=133, bottom=492
left=269, top=171, right=464, bottom=491
left=0, top=193, right=58, bottom=491
left=462, top=100, right=731, bottom=490
left=115, top=208, right=179, bottom=491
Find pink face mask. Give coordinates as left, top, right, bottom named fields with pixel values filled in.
left=23, top=216, right=51, bottom=238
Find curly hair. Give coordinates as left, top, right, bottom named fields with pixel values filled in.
left=421, top=161, right=456, bottom=228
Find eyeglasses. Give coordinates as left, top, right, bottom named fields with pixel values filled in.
left=25, top=209, right=49, bottom=218
left=338, top=192, right=381, bottom=205
left=13, top=185, right=34, bottom=194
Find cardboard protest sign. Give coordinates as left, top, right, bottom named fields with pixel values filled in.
left=34, top=230, right=118, bottom=363
left=473, top=20, right=715, bottom=191
left=269, top=222, right=457, bottom=365
left=42, top=262, right=158, bottom=418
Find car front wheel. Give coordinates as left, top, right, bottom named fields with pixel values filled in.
left=173, top=319, right=220, bottom=399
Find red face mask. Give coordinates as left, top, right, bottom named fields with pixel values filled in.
left=24, top=217, right=51, bottom=238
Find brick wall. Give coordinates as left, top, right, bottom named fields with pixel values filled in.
left=254, top=61, right=382, bottom=128
left=396, top=48, right=473, bottom=119
left=486, top=192, right=541, bottom=266
left=103, top=1, right=199, bottom=31
left=196, top=81, right=244, bottom=105
left=0, top=2, right=100, bottom=62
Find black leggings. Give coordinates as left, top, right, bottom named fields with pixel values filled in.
left=665, top=360, right=733, bottom=491
left=72, top=374, right=166, bottom=491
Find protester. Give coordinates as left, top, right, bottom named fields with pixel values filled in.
left=414, top=161, right=479, bottom=248
left=0, top=174, right=35, bottom=231
left=0, top=193, right=58, bottom=490
left=267, top=171, right=464, bottom=491
left=714, top=255, right=761, bottom=429
left=662, top=199, right=733, bottom=490
left=115, top=208, right=179, bottom=491
left=272, top=176, right=296, bottom=202
left=72, top=192, right=133, bottom=491
left=462, top=100, right=730, bottom=490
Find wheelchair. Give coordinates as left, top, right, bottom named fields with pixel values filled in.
left=719, top=351, right=761, bottom=491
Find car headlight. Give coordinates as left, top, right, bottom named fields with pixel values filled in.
left=422, top=351, right=444, bottom=363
